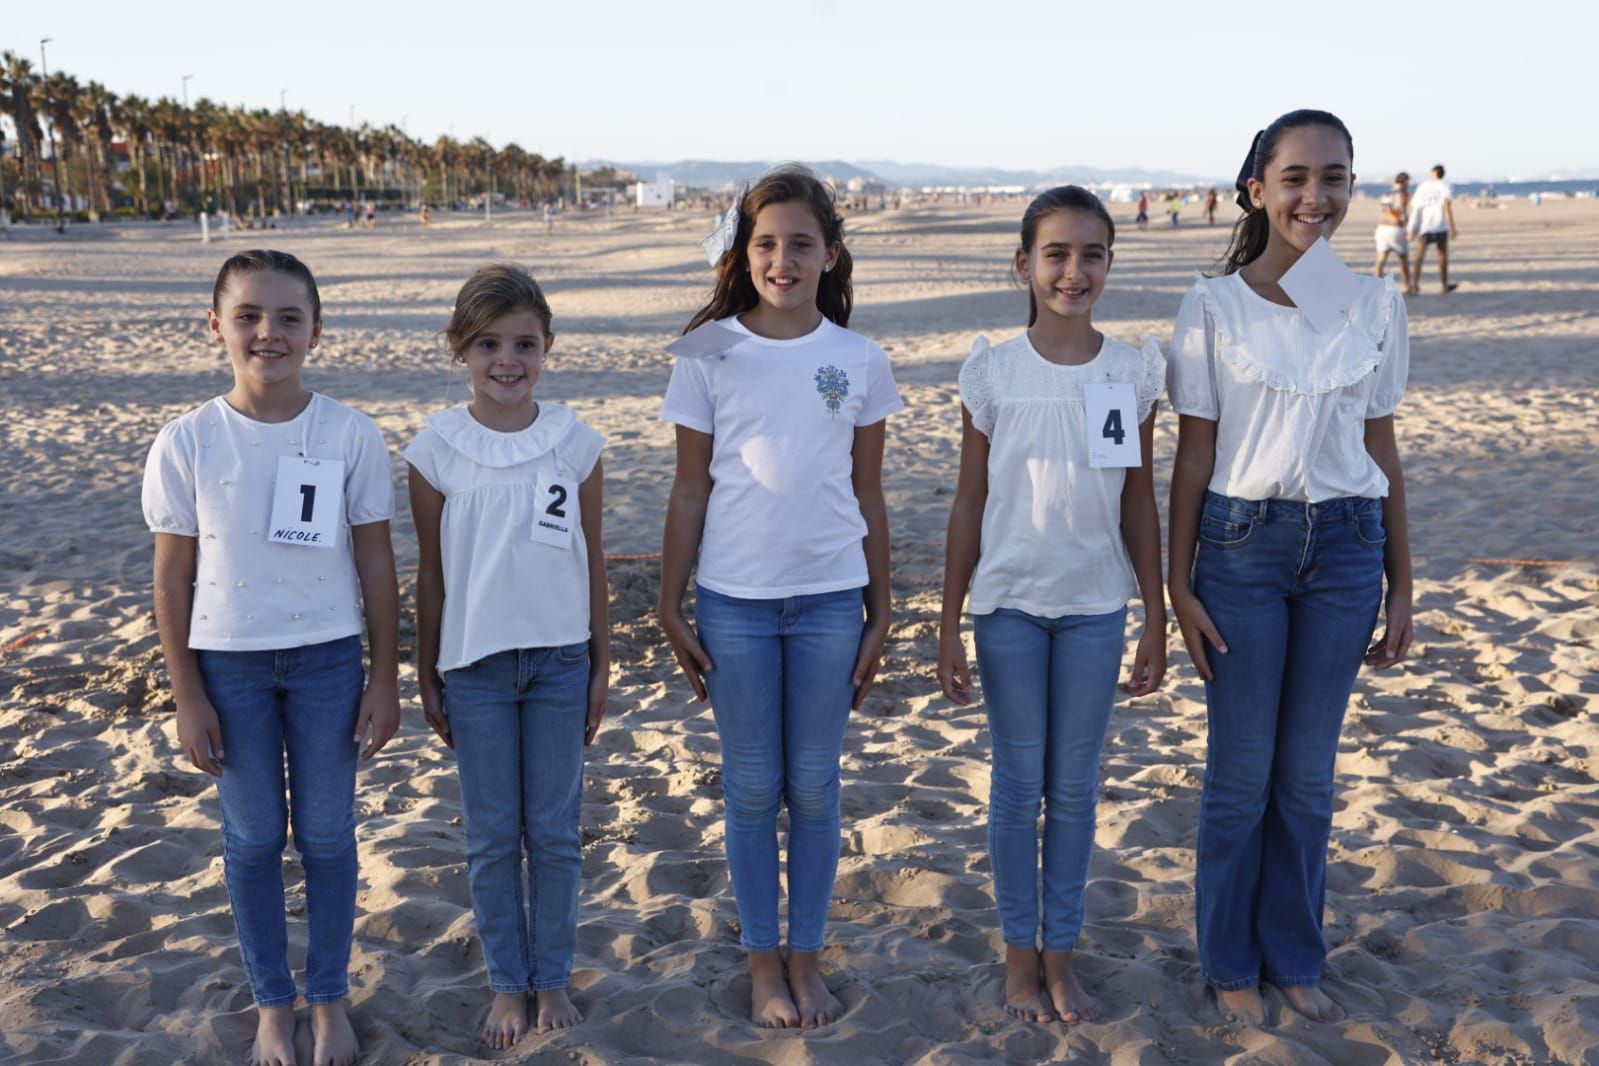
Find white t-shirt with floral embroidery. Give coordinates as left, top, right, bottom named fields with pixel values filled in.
left=959, top=333, right=1165, bottom=618
left=660, top=315, right=904, bottom=599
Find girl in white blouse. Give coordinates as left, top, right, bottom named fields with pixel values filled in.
left=407, top=265, right=609, bottom=1049
left=1166, top=110, right=1414, bottom=1026
left=937, top=186, right=1167, bottom=1026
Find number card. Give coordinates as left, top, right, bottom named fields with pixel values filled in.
left=531, top=474, right=578, bottom=549
left=268, top=456, right=344, bottom=548
left=1083, top=382, right=1141, bottom=468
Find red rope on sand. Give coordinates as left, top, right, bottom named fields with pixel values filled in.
left=1466, top=558, right=1576, bottom=567
left=605, top=552, right=663, bottom=562
left=1, top=627, right=49, bottom=654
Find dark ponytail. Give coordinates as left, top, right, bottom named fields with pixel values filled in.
left=1217, top=109, right=1353, bottom=275
left=1016, top=185, right=1115, bottom=327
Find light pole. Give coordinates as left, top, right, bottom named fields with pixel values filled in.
left=278, top=89, right=290, bottom=217
left=181, top=74, right=197, bottom=215
left=39, top=37, right=65, bottom=232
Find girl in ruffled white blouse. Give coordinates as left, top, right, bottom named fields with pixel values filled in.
left=937, top=186, right=1167, bottom=1026
left=1166, top=110, right=1413, bottom=1026
left=407, top=265, right=609, bottom=1049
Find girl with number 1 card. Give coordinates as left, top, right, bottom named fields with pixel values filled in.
left=937, top=187, right=1167, bottom=1026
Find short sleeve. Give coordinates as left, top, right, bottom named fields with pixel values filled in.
left=142, top=419, right=199, bottom=536
left=660, top=355, right=715, bottom=434
left=856, top=340, right=905, bottom=427
left=559, top=422, right=607, bottom=481
left=1366, top=285, right=1409, bottom=418
left=957, top=336, right=995, bottom=437
left=402, top=427, right=444, bottom=493
left=1137, top=338, right=1167, bottom=423
left=344, top=412, right=395, bottom=526
left=1167, top=282, right=1220, bottom=419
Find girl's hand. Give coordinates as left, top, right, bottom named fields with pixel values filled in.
left=659, top=606, right=713, bottom=701
left=354, top=676, right=401, bottom=759
left=936, top=625, right=974, bottom=706
left=419, top=674, right=451, bottom=748
left=1366, top=587, right=1414, bottom=669
left=176, top=695, right=224, bottom=777
left=1129, top=623, right=1167, bottom=696
left=1171, top=586, right=1227, bottom=682
left=852, top=618, right=891, bottom=711
left=585, top=669, right=609, bottom=746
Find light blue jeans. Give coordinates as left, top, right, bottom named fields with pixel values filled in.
left=694, top=584, right=864, bottom=953
left=1192, top=492, right=1385, bottom=990
left=195, top=634, right=364, bottom=1008
left=973, top=607, right=1127, bottom=952
left=443, top=644, right=589, bottom=992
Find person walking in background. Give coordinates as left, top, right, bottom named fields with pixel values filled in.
left=1372, top=172, right=1413, bottom=291
left=1408, top=165, right=1458, bottom=294
left=1136, top=190, right=1149, bottom=229
left=1205, top=188, right=1219, bottom=225
left=1166, top=192, right=1182, bottom=227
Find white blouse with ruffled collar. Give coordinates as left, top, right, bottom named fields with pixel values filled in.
left=1167, top=271, right=1408, bottom=503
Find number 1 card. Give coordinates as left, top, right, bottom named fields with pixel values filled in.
left=1083, top=382, right=1141, bottom=468
left=267, top=456, right=344, bottom=548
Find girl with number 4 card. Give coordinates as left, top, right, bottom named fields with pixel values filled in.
left=937, top=187, right=1167, bottom=1027
left=143, top=250, right=400, bottom=1066
left=1167, top=110, right=1412, bottom=1026
left=406, top=265, right=609, bottom=1051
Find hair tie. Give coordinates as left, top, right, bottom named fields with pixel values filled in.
left=1234, top=129, right=1265, bottom=211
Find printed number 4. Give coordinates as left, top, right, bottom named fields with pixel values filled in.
left=1101, top=409, right=1125, bottom=446
left=298, top=484, right=316, bottom=522
left=545, top=484, right=568, bottom=518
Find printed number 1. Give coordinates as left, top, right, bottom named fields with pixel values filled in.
left=298, top=484, right=316, bottom=522
left=545, top=484, right=568, bottom=519
left=1101, top=409, right=1126, bottom=446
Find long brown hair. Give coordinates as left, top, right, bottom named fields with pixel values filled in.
left=1017, top=185, right=1115, bottom=327
left=684, top=165, right=853, bottom=332
left=1218, top=109, right=1353, bottom=276
left=445, top=264, right=553, bottom=358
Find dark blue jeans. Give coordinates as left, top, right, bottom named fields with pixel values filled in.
left=1192, top=492, right=1385, bottom=990
left=195, top=635, right=364, bottom=1007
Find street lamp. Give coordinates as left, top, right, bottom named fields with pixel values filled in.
left=181, top=74, right=198, bottom=215
left=39, top=37, right=65, bottom=232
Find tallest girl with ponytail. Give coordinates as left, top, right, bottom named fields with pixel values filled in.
left=1166, top=111, right=1414, bottom=1024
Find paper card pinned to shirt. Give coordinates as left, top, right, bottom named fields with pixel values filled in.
left=1280, top=236, right=1361, bottom=334
left=1083, top=382, right=1142, bottom=468
left=267, top=456, right=344, bottom=548
left=665, top=321, right=745, bottom=360
left=699, top=184, right=746, bottom=266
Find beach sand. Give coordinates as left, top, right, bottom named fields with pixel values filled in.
left=1, top=196, right=1596, bottom=1064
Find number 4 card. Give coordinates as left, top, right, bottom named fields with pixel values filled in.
left=1083, top=382, right=1141, bottom=468
left=268, top=456, right=345, bottom=548
left=531, top=474, right=578, bottom=548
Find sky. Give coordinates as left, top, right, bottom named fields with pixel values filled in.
left=5, top=0, right=1592, bottom=182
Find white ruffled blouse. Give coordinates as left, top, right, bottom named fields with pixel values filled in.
left=1167, top=272, right=1408, bottom=502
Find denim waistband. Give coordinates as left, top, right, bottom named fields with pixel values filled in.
left=1204, top=490, right=1380, bottom=523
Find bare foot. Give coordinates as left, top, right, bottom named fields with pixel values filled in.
left=481, top=991, right=528, bottom=1049
left=534, top=988, right=584, bottom=1034
left=1041, top=950, right=1101, bottom=1024
left=748, top=949, right=800, bottom=1029
left=786, top=950, right=842, bottom=1029
left=308, top=1003, right=359, bottom=1066
left=1001, top=946, right=1054, bottom=1024
left=1283, top=985, right=1345, bottom=1023
left=1214, top=986, right=1266, bottom=1026
left=250, top=1005, right=297, bottom=1066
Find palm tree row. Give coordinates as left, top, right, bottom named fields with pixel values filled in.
left=0, top=52, right=571, bottom=221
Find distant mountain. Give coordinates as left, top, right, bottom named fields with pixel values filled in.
left=589, top=158, right=1225, bottom=190
left=590, top=159, right=881, bottom=189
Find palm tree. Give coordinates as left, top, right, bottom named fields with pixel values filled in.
left=2, top=51, right=42, bottom=218
left=81, top=80, right=118, bottom=216
left=38, top=71, right=83, bottom=216
left=118, top=94, right=154, bottom=215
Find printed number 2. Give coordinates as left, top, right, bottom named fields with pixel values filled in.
left=1101, top=409, right=1126, bottom=446
left=298, top=484, right=316, bottom=522
left=545, top=484, right=568, bottom=518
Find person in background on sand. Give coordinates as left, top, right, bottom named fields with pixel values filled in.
left=937, top=186, right=1166, bottom=1026
left=142, top=250, right=400, bottom=1066
left=658, top=165, right=903, bottom=1030
left=407, top=265, right=609, bottom=1051
left=1408, top=164, right=1458, bottom=294
left=364, top=201, right=376, bottom=229
left=1136, top=189, right=1149, bottom=229
left=1372, top=172, right=1413, bottom=292
left=419, top=202, right=432, bottom=227
left=1167, top=109, right=1413, bottom=1027
left=1167, top=192, right=1182, bottom=226
left=1205, top=188, right=1219, bottom=225
left=544, top=201, right=556, bottom=235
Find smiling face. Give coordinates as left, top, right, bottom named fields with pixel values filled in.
left=458, top=309, right=552, bottom=411
left=1016, top=208, right=1114, bottom=323
left=1247, top=123, right=1354, bottom=254
left=208, top=269, right=321, bottom=393
left=745, top=200, right=840, bottom=318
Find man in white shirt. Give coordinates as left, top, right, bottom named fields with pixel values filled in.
left=1408, top=164, right=1458, bottom=294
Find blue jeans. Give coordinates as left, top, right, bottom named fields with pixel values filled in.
left=195, top=635, right=364, bottom=1008
left=1192, top=491, right=1385, bottom=990
left=694, top=584, right=864, bottom=953
left=443, top=644, right=589, bottom=992
left=973, top=607, right=1127, bottom=952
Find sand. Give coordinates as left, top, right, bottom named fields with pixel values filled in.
left=0, top=196, right=1596, bottom=1065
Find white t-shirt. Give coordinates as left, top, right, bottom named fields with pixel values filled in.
left=142, top=393, right=394, bottom=651
left=660, top=315, right=904, bottom=598
left=960, top=333, right=1164, bottom=618
left=1409, top=178, right=1452, bottom=234
left=1167, top=272, right=1408, bottom=502
left=405, top=403, right=604, bottom=674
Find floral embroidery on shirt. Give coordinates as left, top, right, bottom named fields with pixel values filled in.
left=814, top=365, right=850, bottom=416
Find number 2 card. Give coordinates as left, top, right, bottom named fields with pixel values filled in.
left=531, top=474, right=578, bottom=548
left=1083, top=382, right=1141, bottom=468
